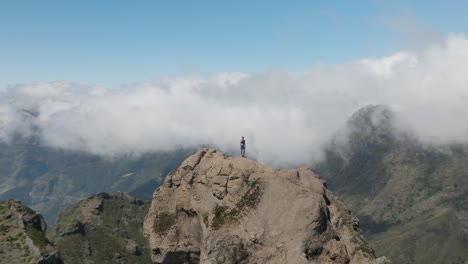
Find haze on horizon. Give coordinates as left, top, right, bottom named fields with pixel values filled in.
left=1, top=1, right=468, bottom=167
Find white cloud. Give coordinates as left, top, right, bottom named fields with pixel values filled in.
left=2, top=34, right=468, bottom=167
left=360, top=52, right=417, bottom=78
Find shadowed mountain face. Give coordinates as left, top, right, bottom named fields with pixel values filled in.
left=316, top=105, right=468, bottom=264
left=0, top=135, right=193, bottom=223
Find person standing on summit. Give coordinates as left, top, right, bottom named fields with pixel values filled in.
left=240, top=136, right=246, bottom=157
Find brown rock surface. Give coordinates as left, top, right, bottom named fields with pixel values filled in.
left=144, top=148, right=389, bottom=264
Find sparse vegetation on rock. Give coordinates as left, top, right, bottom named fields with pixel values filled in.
left=0, top=200, right=60, bottom=264
left=144, top=148, right=388, bottom=264
left=54, top=192, right=152, bottom=264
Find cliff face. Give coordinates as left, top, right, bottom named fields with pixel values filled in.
left=0, top=200, right=60, bottom=264
left=144, top=149, right=389, bottom=264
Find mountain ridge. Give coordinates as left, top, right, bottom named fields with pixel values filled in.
left=316, top=105, right=468, bottom=264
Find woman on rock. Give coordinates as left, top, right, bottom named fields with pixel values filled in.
left=240, top=136, right=246, bottom=157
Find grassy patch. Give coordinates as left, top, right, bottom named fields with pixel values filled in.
left=25, top=225, right=49, bottom=250
left=211, top=205, right=228, bottom=230
left=154, top=212, right=175, bottom=236
left=211, top=178, right=263, bottom=230
left=236, top=178, right=262, bottom=212
left=0, top=223, right=9, bottom=233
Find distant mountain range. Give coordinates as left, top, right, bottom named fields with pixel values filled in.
left=316, top=105, right=468, bottom=264
left=0, top=135, right=192, bottom=223
left=1, top=105, right=467, bottom=263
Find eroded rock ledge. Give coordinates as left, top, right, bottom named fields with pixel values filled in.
left=144, top=148, right=389, bottom=264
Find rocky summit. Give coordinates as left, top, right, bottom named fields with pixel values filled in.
left=144, top=149, right=389, bottom=264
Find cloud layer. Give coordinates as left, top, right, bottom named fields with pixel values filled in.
left=2, top=34, right=468, bottom=167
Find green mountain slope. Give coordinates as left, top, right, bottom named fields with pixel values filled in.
left=0, top=135, right=192, bottom=223
left=54, top=193, right=151, bottom=264
left=316, top=105, right=468, bottom=264
left=0, top=193, right=152, bottom=264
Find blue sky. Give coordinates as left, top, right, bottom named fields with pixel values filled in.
left=1, top=0, right=468, bottom=89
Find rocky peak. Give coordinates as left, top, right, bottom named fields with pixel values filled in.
left=0, top=200, right=60, bottom=264
left=144, top=148, right=389, bottom=264
left=347, top=105, right=395, bottom=135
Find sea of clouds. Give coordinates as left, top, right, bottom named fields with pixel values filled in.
left=1, top=34, right=468, bottom=167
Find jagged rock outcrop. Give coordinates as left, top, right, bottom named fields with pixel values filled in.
left=0, top=200, right=61, bottom=264
left=144, top=149, right=389, bottom=264
left=54, top=192, right=152, bottom=264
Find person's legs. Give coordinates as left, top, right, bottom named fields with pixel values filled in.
left=241, top=145, right=245, bottom=156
